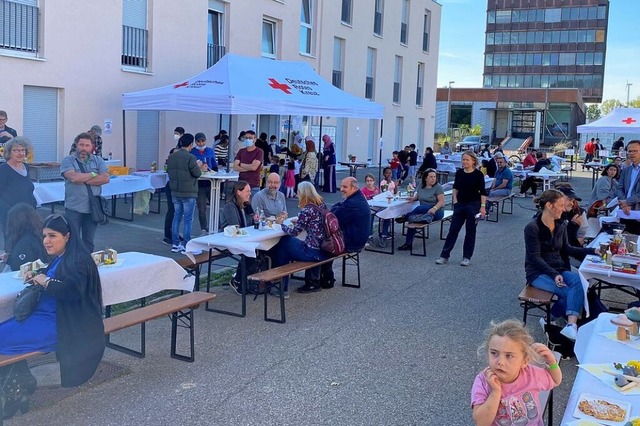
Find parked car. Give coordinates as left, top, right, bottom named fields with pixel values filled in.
left=455, top=136, right=482, bottom=153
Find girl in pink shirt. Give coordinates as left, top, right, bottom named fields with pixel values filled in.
left=470, top=320, right=561, bottom=426
left=361, top=173, right=380, bottom=200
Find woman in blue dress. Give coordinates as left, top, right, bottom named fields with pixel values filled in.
left=0, top=214, right=104, bottom=419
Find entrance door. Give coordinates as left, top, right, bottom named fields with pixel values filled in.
left=495, top=111, right=509, bottom=140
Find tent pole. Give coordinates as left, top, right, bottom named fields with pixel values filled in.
left=226, top=121, right=233, bottom=173
left=287, top=115, right=292, bottom=147
left=318, top=117, right=323, bottom=189
left=122, top=110, right=127, bottom=167
left=378, top=119, right=384, bottom=185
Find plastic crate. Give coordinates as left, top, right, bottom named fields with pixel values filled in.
left=29, top=163, right=62, bottom=182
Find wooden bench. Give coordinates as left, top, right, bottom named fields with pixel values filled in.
left=518, top=285, right=555, bottom=326
left=402, top=210, right=454, bottom=257
left=247, top=252, right=360, bottom=323
left=485, top=193, right=515, bottom=223
left=105, top=291, right=215, bottom=362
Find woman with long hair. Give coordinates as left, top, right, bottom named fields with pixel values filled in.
left=397, top=169, right=446, bottom=251
left=220, top=180, right=253, bottom=229
left=300, top=138, right=318, bottom=183
left=2, top=203, right=47, bottom=271
left=274, top=181, right=327, bottom=294
left=0, top=214, right=104, bottom=418
left=588, top=163, right=619, bottom=207
left=524, top=190, right=596, bottom=340
left=321, top=134, right=337, bottom=193
left=436, top=151, right=486, bottom=266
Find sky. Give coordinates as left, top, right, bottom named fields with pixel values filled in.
left=436, top=0, right=637, bottom=104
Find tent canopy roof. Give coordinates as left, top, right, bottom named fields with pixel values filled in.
left=122, top=53, right=384, bottom=119
left=577, top=108, right=640, bottom=134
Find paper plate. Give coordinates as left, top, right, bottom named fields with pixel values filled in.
left=573, top=393, right=630, bottom=425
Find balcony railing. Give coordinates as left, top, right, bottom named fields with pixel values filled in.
left=122, top=25, right=148, bottom=69
left=0, top=0, right=38, bottom=53
left=207, top=43, right=225, bottom=68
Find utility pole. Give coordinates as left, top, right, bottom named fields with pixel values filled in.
left=626, top=80, right=633, bottom=107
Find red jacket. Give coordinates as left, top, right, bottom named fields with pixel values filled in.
left=584, top=141, right=595, bottom=155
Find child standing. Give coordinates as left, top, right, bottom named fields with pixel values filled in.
left=285, top=160, right=296, bottom=198
left=389, top=151, right=401, bottom=181
left=471, top=319, right=561, bottom=426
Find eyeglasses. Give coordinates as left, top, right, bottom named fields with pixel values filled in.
left=11, top=148, right=26, bottom=153
left=44, top=214, right=70, bottom=228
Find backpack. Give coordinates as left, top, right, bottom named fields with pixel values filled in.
left=310, top=204, right=345, bottom=255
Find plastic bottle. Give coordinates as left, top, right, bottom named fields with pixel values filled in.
left=163, top=161, right=168, bottom=172
left=606, top=249, right=613, bottom=265
left=253, top=211, right=260, bottom=229
left=108, top=150, right=113, bottom=160
left=151, top=161, right=157, bottom=172
left=259, top=209, right=266, bottom=231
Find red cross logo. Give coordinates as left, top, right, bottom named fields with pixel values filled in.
left=268, top=78, right=291, bottom=94
left=622, top=117, right=637, bottom=125
left=174, top=81, right=189, bottom=89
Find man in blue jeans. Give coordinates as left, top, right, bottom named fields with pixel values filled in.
left=166, top=134, right=203, bottom=253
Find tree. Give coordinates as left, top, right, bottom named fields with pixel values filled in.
left=630, top=97, right=640, bottom=108
left=601, top=99, right=623, bottom=115
left=586, top=104, right=601, bottom=121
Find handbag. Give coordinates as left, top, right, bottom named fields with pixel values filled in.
left=76, top=160, right=109, bottom=225
left=586, top=200, right=604, bottom=218
left=14, top=285, right=45, bottom=322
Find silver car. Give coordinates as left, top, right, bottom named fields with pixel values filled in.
left=455, top=136, right=482, bottom=153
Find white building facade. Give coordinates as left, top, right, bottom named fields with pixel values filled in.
left=1, top=0, right=441, bottom=168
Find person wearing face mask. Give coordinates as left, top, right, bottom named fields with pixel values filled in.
left=269, top=135, right=280, bottom=157
left=162, top=127, right=185, bottom=245
left=251, top=172, right=288, bottom=220
left=233, top=130, right=263, bottom=195
left=233, top=130, right=247, bottom=159
left=191, top=132, right=218, bottom=235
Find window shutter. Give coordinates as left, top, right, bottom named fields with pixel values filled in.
left=23, top=86, right=58, bottom=162
left=135, top=111, right=159, bottom=169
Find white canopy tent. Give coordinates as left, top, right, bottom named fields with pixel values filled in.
left=121, top=53, right=384, bottom=168
left=577, top=108, right=640, bottom=133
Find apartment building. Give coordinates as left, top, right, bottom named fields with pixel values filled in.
left=1, top=0, right=441, bottom=167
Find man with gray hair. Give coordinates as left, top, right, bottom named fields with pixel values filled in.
left=251, top=173, right=288, bottom=219
left=319, top=177, right=370, bottom=288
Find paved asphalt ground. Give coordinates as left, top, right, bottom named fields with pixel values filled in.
left=5, top=167, right=625, bottom=425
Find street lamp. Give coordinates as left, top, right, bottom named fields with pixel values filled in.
left=447, top=81, right=455, bottom=141
left=627, top=81, right=633, bottom=107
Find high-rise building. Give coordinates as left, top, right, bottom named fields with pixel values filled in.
left=483, top=0, right=609, bottom=103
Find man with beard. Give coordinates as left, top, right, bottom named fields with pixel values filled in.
left=251, top=173, right=288, bottom=219
left=60, top=133, right=110, bottom=252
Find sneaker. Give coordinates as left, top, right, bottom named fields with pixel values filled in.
left=229, top=278, right=241, bottom=295
left=297, top=282, right=321, bottom=293
left=186, top=249, right=202, bottom=256
left=460, top=258, right=470, bottom=266
left=560, top=323, right=578, bottom=341
left=162, top=237, right=173, bottom=245
left=397, top=243, right=412, bottom=251
left=268, top=286, right=290, bottom=299
left=515, top=193, right=526, bottom=198
left=171, top=244, right=184, bottom=253
left=435, top=257, right=448, bottom=265
left=539, top=317, right=547, bottom=333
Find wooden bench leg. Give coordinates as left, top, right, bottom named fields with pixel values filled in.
left=264, top=279, right=286, bottom=323
left=105, top=303, right=146, bottom=358
left=342, top=252, right=361, bottom=289
left=170, top=308, right=196, bottom=362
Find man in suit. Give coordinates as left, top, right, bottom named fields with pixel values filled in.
left=616, top=140, right=640, bottom=234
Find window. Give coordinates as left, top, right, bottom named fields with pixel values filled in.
left=422, top=10, right=431, bottom=52
left=416, top=62, right=424, bottom=106
left=487, top=11, right=495, bottom=24
left=400, top=0, right=409, bottom=45
left=374, top=0, right=384, bottom=36
left=365, top=47, right=376, bottom=100
left=394, top=117, right=404, bottom=150
left=332, top=37, right=344, bottom=89
left=393, top=56, right=402, bottom=104
left=207, top=3, right=225, bottom=67
left=262, top=19, right=276, bottom=58
left=417, top=118, right=425, bottom=149
left=559, top=53, right=575, bottom=66
left=341, top=0, right=352, bottom=24
left=122, top=0, right=149, bottom=69
left=496, top=10, right=510, bottom=24
left=0, top=0, right=39, bottom=54
left=300, top=0, right=313, bottom=54
left=485, top=54, right=493, bottom=66
left=544, top=8, right=561, bottom=23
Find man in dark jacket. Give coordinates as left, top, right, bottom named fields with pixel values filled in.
left=167, top=133, right=202, bottom=253
left=320, top=177, right=371, bottom=288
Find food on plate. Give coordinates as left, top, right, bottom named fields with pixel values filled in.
left=578, top=398, right=626, bottom=422
left=614, top=374, right=629, bottom=387
left=614, top=362, right=639, bottom=377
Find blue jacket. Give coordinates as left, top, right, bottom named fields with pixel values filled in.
left=190, top=146, right=218, bottom=171
left=331, top=190, right=371, bottom=252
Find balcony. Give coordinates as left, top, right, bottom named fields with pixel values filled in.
left=122, top=25, right=148, bottom=70
left=207, top=43, right=225, bottom=68
left=0, top=0, right=38, bottom=53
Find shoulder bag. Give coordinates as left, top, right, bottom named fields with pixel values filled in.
left=14, top=285, right=45, bottom=322
left=76, top=159, right=109, bottom=225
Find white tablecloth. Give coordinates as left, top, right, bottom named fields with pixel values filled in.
left=186, top=223, right=287, bottom=258
left=368, top=193, right=419, bottom=220
left=561, top=313, right=640, bottom=424
left=132, top=171, right=169, bottom=189
left=33, top=175, right=156, bottom=205
left=526, top=171, right=566, bottom=190
left=436, top=162, right=457, bottom=173
left=0, top=252, right=194, bottom=322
